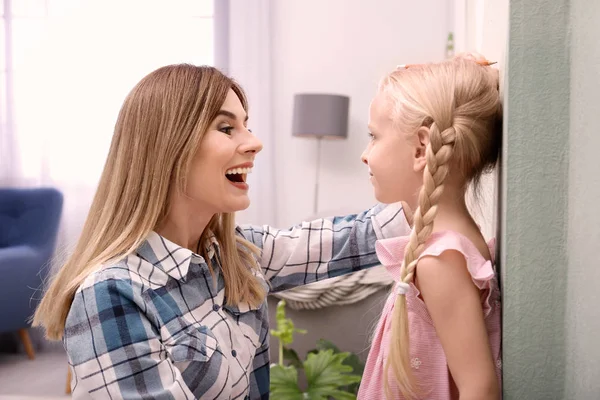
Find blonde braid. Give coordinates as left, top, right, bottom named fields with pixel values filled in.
left=385, top=122, right=457, bottom=399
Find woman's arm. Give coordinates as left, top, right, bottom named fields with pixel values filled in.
left=64, top=277, right=196, bottom=399
left=237, top=202, right=410, bottom=292
left=417, top=250, right=500, bottom=400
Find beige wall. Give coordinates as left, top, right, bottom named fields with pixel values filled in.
left=565, top=0, right=600, bottom=397
left=269, top=0, right=449, bottom=229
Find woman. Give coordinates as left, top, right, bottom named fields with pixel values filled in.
left=33, top=64, right=409, bottom=399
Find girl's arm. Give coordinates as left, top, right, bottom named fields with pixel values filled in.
left=417, top=250, right=500, bottom=400
left=237, top=202, right=410, bottom=293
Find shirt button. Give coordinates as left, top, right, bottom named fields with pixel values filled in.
left=231, top=349, right=237, bottom=357
left=213, top=304, right=220, bottom=311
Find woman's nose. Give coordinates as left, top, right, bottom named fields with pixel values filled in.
left=241, top=130, right=263, bottom=154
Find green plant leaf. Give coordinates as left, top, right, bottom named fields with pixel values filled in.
left=304, top=350, right=362, bottom=396
left=315, top=339, right=365, bottom=394
left=307, top=348, right=319, bottom=357
left=316, top=339, right=364, bottom=374
left=283, top=347, right=304, bottom=369
left=342, top=352, right=365, bottom=376
left=307, top=387, right=358, bottom=400
left=270, top=364, right=304, bottom=399
left=270, top=300, right=306, bottom=346
left=342, top=352, right=364, bottom=394
left=270, top=304, right=364, bottom=398
left=315, top=339, right=341, bottom=353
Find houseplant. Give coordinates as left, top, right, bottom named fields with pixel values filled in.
left=270, top=300, right=363, bottom=400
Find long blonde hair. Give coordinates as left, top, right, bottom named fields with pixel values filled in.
left=33, top=64, right=265, bottom=340
left=381, top=58, right=502, bottom=398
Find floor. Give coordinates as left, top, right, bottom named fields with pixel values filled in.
left=0, top=349, right=70, bottom=399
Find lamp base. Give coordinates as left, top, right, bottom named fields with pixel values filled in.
left=313, top=137, right=322, bottom=216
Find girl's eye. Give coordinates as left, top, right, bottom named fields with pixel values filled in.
left=219, top=126, right=234, bottom=135
left=368, top=132, right=375, bottom=140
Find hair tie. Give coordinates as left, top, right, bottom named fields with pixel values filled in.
left=396, top=281, right=410, bottom=296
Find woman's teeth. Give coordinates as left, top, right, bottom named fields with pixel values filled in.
left=225, top=167, right=252, bottom=175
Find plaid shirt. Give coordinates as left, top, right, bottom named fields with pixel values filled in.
left=64, top=203, right=407, bottom=399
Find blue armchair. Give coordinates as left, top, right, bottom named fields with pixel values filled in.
left=0, top=187, right=63, bottom=359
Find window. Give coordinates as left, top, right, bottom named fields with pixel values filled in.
left=1, top=0, right=215, bottom=184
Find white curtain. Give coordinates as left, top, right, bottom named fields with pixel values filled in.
left=1, top=0, right=215, bottom=262
left=224, top=0, right=278, bottom=227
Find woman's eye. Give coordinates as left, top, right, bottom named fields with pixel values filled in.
left=368, top=132, right=375, bottom=140
left=219, top=126, right=234, bottom=135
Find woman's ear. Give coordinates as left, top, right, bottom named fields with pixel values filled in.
left=413, top=126, right=430, bottom=172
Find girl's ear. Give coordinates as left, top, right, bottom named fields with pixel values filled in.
left=413, top=126, right=430, bottom=172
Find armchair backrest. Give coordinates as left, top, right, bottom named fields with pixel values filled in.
left=0, top=188, right=63, bottom=260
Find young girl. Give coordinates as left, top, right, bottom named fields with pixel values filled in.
left=32, top=65, right=409, bottom=399
left=358, top=56, right=502, bottom=400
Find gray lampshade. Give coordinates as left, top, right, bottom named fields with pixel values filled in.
left=292, top=93, right=350, bottom=139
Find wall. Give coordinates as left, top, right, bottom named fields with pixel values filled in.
left=271, top=0, right=450, bottom=228
left=565, top=0, right=600, bottom=397
left=502, top=0, right=570, bottom=398
left=504, top=1, right=600, bottom=397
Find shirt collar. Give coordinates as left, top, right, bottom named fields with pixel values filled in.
left=136, top=231, right=220, bottom=282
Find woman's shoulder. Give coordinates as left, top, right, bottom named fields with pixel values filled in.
left=67, top=258, right=155, bottom=330
left=77, top=258, right=135, bottom=292
left=72, top=255, right=163, bottom=315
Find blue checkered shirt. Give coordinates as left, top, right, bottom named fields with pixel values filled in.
left=63, top=203, right=408, bottom=399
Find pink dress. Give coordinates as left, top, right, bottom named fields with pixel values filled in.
left=358, top=231, right=502, bottom=400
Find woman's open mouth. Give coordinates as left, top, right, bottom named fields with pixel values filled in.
left=225, top=167, right=252, bottom=189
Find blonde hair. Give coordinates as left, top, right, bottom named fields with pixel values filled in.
left=381, top=58, right=502, bottom=398
left=33, top=64, right=265, bottom=340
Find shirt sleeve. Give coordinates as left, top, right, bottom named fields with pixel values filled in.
left=236, top=202, right=410, bottom=293
left=64, top=277, right=196, bottom=400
